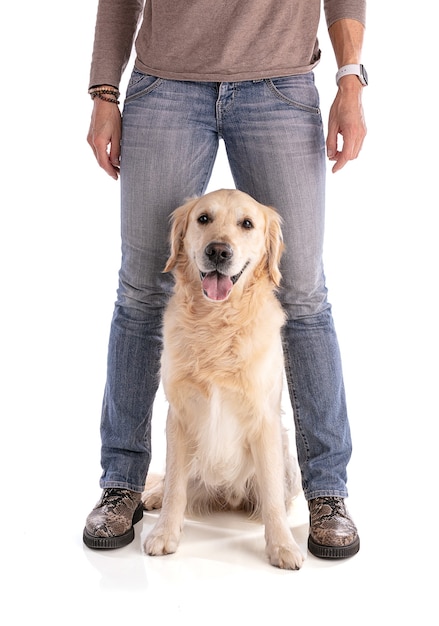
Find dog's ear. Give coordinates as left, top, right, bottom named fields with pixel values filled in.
left=266, top=208, right=284, bottom=287
left=163, top=197, right=200, bottom=272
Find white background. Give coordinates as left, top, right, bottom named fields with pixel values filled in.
left=1, top=2, right=437, bottom=624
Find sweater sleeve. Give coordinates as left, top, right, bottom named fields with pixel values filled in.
left=89, top=0, right=144, bottom=89
left=324, top=0, right=366, bottom=29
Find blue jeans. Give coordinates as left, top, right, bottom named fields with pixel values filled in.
left=99, top=70, right=352, bottom=500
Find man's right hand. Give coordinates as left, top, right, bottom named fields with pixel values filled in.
left=87, top=97, right=122, bottom=180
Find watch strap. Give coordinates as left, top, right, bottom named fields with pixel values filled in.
left=336, top=64, right=368, bottom=86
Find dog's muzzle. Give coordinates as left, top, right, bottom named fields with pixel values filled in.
left=200, top=242, right=249, bottom=301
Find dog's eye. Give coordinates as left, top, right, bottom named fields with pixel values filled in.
left=242, top=219, right=254, bottom=229
left=197, top=214, right=209, bottom=225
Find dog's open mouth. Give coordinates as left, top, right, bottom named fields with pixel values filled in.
left=200, top=263, right=248, bottom=301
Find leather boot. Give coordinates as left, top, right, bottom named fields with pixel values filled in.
left=83, top=488, right=144, bottom=549
left=308, top=496, right=360, bottom=559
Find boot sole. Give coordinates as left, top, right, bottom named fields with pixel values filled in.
left=308, top=535, right=360, bottom=559
left=83, top=502, right=144, bottom=550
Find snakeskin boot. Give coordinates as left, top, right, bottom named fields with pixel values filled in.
left=83, top=488, right=144, bottom=549
left=308, top=496, right=360, bottom=559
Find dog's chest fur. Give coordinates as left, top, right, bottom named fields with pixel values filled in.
left=191, top=385, right=255, bottom=485
left=161, top=292, right=285, bottom=490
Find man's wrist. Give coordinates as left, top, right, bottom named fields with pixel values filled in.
left=88, top=86, right=120, bottom=104
left=336, top=64, right=368, bottom=87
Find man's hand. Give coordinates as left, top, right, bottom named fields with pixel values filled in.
left=326, top=76, right=367, bottom=173
left=87, top=98, right=122, bottom=180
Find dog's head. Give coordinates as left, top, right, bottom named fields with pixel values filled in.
left=164, top=189, right=284, bottom=302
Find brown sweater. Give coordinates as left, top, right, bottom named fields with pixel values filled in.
left=89, top=0, right=366, bottom=88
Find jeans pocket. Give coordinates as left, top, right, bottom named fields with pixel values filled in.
left=264, top=75, right=321, bottom=115
left=125, top=68, right=163, bottom=103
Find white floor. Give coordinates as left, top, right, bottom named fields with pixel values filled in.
left=2, top=3, right=438, bottom=623
left=3, top=372, right=437, bottom=625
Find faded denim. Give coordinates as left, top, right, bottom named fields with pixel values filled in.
left=99, top=70, right=352, bottom=500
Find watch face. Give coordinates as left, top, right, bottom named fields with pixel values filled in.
left=360, top=64, right=368, bottom=85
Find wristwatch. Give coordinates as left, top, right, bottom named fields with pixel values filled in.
left=336, top=64, right=368, bottom=86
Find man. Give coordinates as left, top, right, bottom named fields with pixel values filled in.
left=84, top=0, right=367, bottom=560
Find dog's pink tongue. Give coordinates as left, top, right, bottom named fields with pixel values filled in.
left=202, top=271, right=233, bottom=301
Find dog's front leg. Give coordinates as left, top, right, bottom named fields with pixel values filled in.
left=252, top=420, right=305, bottom=570
left=144, top=409, right=189, bottom=556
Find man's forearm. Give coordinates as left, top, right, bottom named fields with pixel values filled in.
left=328, top=18, right=365, bottom=68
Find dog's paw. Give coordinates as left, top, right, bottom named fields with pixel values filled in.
left=142, top=489, right=163, bottom=511
left=142, top=474, right=164, bottom=510
left=267, top=543, right=305, bottom=570
left=144, top=530, right=180, bottom=556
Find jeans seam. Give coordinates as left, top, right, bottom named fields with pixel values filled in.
left=264, top=78, right=321, bottom=115
left=124, top=77, right=164, bottom=104
left=282, top=333, right=311, bottom=467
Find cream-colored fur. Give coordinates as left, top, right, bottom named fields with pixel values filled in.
left=142, top=189, right=304, bottom=569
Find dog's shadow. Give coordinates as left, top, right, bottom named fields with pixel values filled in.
left=141, top=508, right=309, bottom=569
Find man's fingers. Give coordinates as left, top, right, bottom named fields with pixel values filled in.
left=327, top=123, right=366, bottom=173
left=109, top=142, right=121, bottom=169
left=326, top=122, right=339, bottom=161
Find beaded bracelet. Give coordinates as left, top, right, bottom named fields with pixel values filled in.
left=90, top=92, right=120, bottom=104
left=88, top=86, right=120, bottom=95
left=89, top=86, right=118, bottom=91
left=88, top=86, right=120, bottom=104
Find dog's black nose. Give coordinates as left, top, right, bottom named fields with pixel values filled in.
left=205, top=242, right=233, bottom=263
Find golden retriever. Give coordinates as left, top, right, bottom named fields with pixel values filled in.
left=142, top=189, right=304, bottom=569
